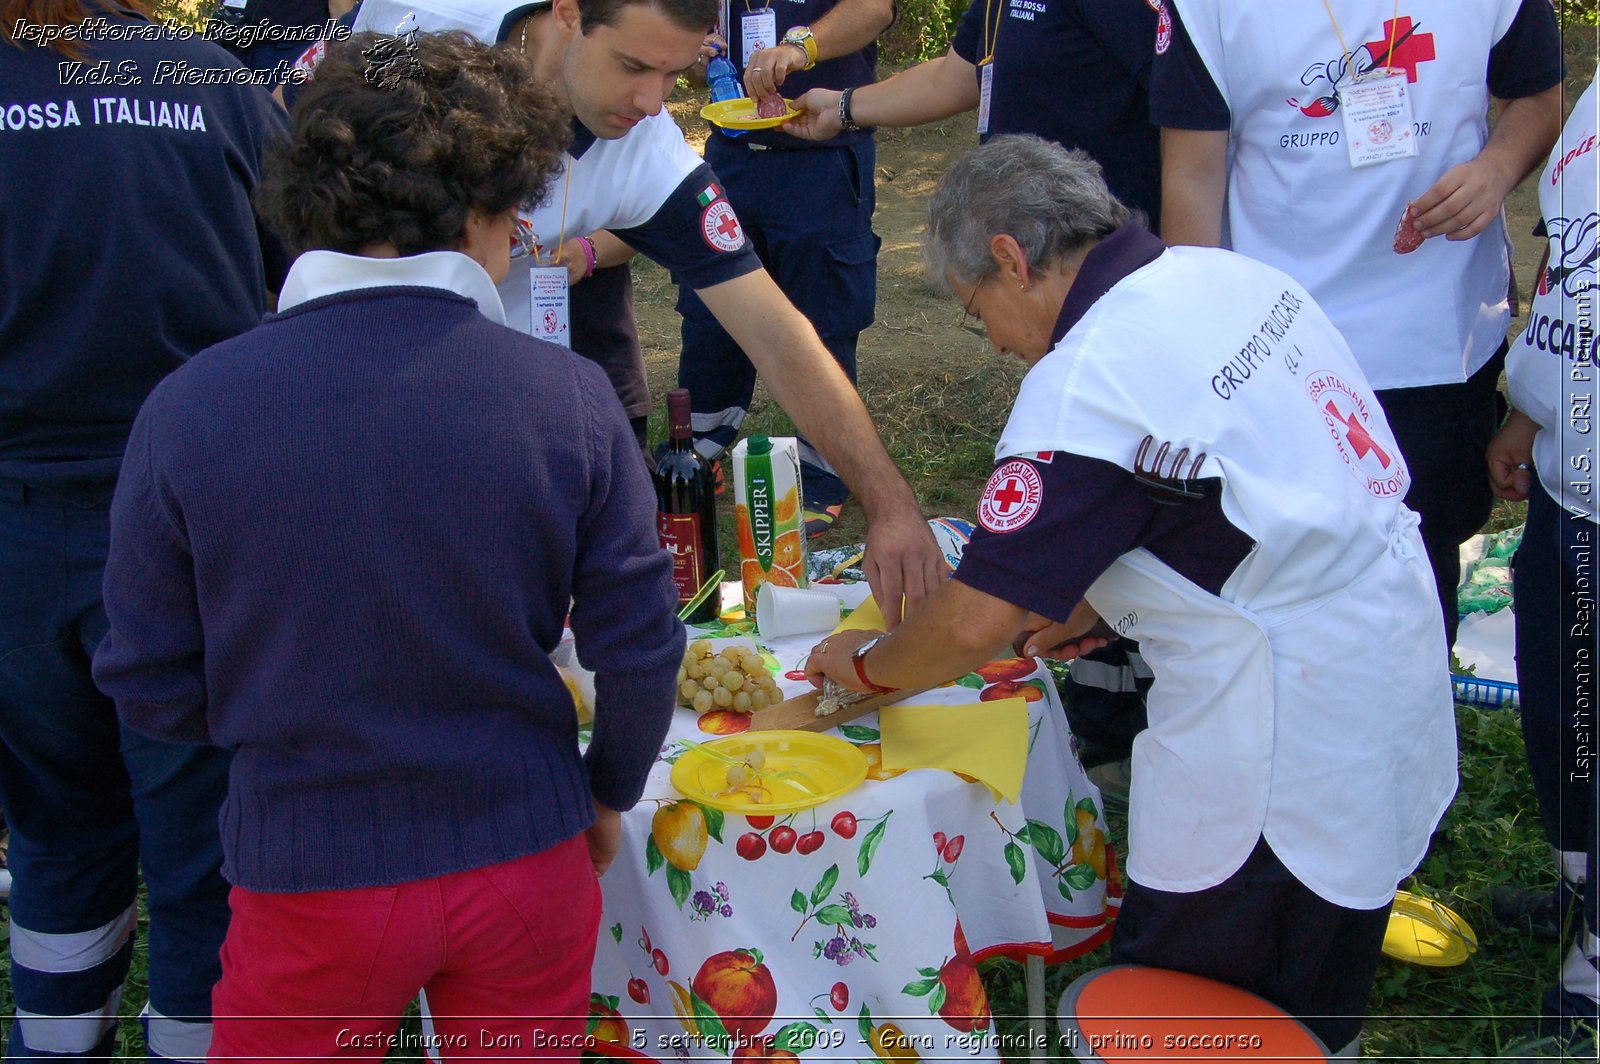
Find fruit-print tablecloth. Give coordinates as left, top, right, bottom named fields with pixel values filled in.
left=584, top=627, right=1119, bottom=1064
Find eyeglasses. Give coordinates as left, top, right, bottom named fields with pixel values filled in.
left=958, top=275, right=990, bottom=339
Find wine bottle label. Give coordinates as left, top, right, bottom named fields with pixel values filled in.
left=657, top=512, right=704, bottom=601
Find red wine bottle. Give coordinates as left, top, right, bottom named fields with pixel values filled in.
left=655, top=388, right=721, bottom=624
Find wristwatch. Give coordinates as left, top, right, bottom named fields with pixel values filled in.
left=850, top=635, right=895, bottom=694
left=781, top=25, right=818, bottom=70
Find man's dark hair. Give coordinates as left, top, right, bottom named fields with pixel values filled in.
left=576, top=0, right=715, bottom=35
left=260, top=30, right=570, bottom=257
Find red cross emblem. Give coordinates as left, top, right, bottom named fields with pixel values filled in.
left=1309, top=371, right=1408, bottom=498
left=1364, top=17, right=1435, bottom=83
left=701, top=199, right=745, bottom=252
left=979, top=459, right=1044, bottom=532
left=1325, top=400, right=1391, bottom=469
left=995, top=478, right=1028, bottom=511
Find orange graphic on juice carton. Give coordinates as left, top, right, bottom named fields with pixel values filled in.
left=731, top=436, right=808, bottom=614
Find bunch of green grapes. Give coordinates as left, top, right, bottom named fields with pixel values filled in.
left=677, top=641, right=781, bottom=713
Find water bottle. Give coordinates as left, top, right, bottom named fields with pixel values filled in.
left=706, top=44, right=745, bottom=138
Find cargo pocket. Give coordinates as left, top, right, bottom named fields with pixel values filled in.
left=810, top=232, right=880, bottom=339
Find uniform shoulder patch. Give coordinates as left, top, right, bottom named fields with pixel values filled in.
left=700, top=198, right=744, bottom=253
left=979, top=459, right=1045, bottom=533
left=293, top=39, right=326, bottom=74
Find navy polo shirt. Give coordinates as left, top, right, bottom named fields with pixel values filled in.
left=0, top=18, right=288, bottom=493
left=718, top=0, right=876, bottom=150
left=955, top=224, right=1253, bottom=621
left=951, top=0, right=1161, bottom=226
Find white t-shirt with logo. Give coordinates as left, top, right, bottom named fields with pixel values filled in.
left=1152, top=0, right=1562, bottom=389
left=1508, top=66, right=1600, bottom=521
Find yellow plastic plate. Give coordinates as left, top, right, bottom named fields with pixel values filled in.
left=700, top=97, right=801, bottom=130
left=1382, top=890, right=1479, bottom=967
left=671, top=731, right=867, bottom=814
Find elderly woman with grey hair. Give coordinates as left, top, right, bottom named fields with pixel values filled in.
left=805, top=134, right=1457, bottom=1055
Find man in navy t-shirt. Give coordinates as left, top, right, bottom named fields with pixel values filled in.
left=787, top=0, right=1162, bottom=224
left=0, top=3, right=285, bottom=1058
left=676, top=0, right=893, bottom=537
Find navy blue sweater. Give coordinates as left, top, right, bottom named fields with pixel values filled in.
left=93, top=285, right=684, bottom=892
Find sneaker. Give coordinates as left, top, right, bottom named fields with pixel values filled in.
left=711, top=458, right=725, bottom=497
left=803, top=502, right=844, bottom=540
left=1491, top=884, right=1567, bottom=942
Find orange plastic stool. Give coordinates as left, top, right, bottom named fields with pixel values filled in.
left=1057, top=965, right=1333, bottom=1062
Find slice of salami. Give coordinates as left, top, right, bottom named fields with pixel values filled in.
left=756, top=94, right=788, bottom=119
left=1393, top=203, right=1424, bottom=255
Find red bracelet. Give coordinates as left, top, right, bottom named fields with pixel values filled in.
left=576, top=235, right=597, bottom=279
left=851, top=637, right=894, bottom=694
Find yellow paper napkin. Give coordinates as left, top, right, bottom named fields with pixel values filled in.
left=879, top=698, right=1029, bottom=803
left=832, top=594, right=888, bottom=634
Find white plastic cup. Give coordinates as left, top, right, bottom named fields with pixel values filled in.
left=756, top=582, right=842, bottom=639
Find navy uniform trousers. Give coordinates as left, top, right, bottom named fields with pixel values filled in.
left=1376, top=344, right=1507, bottom=650
left=678, top=133, right=879, bottom=509
left=1514, top=481, right=1600, bottom=1031
left=0, top=478, right=228, bottom=1061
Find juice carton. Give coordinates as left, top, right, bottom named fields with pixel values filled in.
left=731, top=435, right=807, bottom=614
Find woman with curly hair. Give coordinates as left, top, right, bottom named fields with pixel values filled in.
left=92, top=31, right=685, bottom=1059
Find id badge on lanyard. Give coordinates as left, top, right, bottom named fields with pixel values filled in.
left=741, top=9, right=777, bottom=63
left=529, top=265, right=571, bottom=348
left=1339, top=70, right=1418, bottom=168
left=977, top=60, right=994, bottom=136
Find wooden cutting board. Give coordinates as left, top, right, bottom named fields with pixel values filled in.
left=747, top=685, right=935, bottom=732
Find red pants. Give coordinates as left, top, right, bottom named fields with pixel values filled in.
left=209, top=835, right=600, bottom=1061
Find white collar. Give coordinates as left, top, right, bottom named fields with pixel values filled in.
left=277, top=250, right=506, bottom=325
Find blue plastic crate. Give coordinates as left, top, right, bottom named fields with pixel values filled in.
left=1451, top=673, right=1520, bottom=710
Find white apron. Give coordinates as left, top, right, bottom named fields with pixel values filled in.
left=998, top=245, right=1457, bottom=908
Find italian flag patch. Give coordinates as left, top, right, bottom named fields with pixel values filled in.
left=695, top=183, right=724, bottom=207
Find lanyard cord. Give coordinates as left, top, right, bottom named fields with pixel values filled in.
left=1321, top=0, right=1401, bottom=81
left=551, top=162, right=572, bottom=265
left=980, top=0, right=1002, bottom=63
left=517, top=15, right=574, bottom=269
